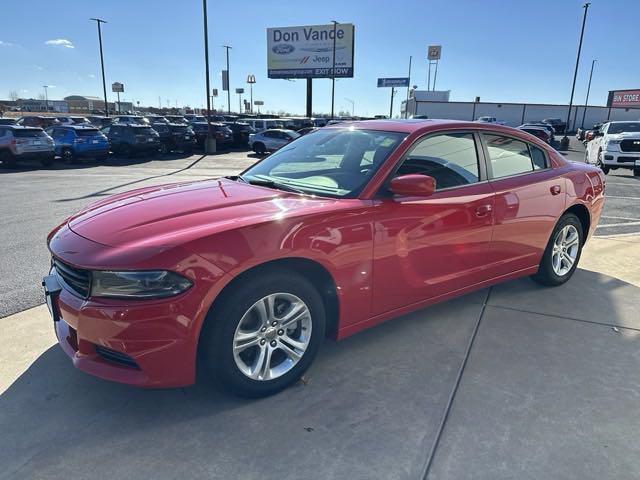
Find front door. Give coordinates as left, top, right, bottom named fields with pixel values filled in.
left=372, top=131, right=495, bottom=315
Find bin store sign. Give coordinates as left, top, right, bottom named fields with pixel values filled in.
left=267, top=24, right=354, bottom=79
left=608, top=89, right=640, bottom=108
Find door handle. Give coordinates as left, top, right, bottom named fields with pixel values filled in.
left=474, top=204, right=492, bottom=217
left=550, top=185, right=562, bottom=195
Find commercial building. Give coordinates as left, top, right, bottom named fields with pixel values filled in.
left=402, top=90, right=640, bottom=131
left=64, top=95, right=115, bottom=114
left=17, top=98, right=69, bottom=113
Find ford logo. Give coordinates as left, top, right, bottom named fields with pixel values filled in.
left=272, top=44, right=295, bottom=55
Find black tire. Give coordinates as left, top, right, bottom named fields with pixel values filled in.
left=596, top=149, right=609, bottom=174
left=634, top=168, right=640, bottom=177
left=61, top=147, right=76, bottom=164
left=0, top=150, right=16, bottom=168
left=120, top=144, right=132, bottom=158
left=200, top=270, right=326, bottom=398
left=531, top=213, right=584, bottom=287
left=159, top=143, right=169, bottom=155
left=41, top=155, right=54, bottom=167
left=253, top=142, right=266, bottom=155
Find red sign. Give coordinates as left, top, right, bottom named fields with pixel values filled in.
left=610, top=89, right=640, bottom=107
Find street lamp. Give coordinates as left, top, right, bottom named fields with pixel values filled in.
left=222, top=45, right=232, bottom=114
left=580, top=59, right=597, bottom=130
left=247, top=74, right=256, bottom=114
left=90, top=18, right=109, bottom=116
left=42, top=85, right=51, bottom=112
left=344, top=97, right=354, bottom=117
left=202, top=0, right=214, bottom=152
left=564, top=2, right=590, bottom=141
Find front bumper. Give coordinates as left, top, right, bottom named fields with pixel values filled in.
left=601, top=150, right=640, bottom=168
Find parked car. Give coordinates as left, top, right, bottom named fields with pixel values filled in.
left=56, top=116, right=91, bottom=126
left=100, top=124, right=160, bottom=157
left=151, top=122, right=196, bottom=154
left=517, top=126, right=551, bottom=143
left=17, top=116, right=60, bottom=128
left=476, top=116, right=506, bottom=125
left=165, top=115, right=188, bottom=124
left=112, top=115, right=148, bottom=125
left=297, top=126, right=317, bottom=136
left=45, top=125, right=110, bottom=163
left=583, top=124, right=602, bottom=143
left=0, top=126, right=55, bottom=167
left=519, top=122, right=555, bottom=138
left=542, top=118, right=566, bottom=134
left=241, top=118, right=285, bottom=133
left=191, top=122, right=234, bottom=149
left=87, top=116, right=113, bottom=128
left=585, top=120, right=640, bottom=175
left=145, top=115, right=169, bottom=125
left=184, top=114, right=207, bottom=123
left=43, top=120, right=605, bottom=397
left=249, top=129, right=300, bottom=154
left=223, top=122, right=254, bottom=147
left=0, top=118, right=17, bottom=125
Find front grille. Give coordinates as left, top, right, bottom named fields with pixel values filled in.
left=95, top=345, right=140, bottom=369
left=620, top=140, right=640, bottom=152
left=53, top=258, right=91, bottom=297
left=617, top=156, right=640, bottom=163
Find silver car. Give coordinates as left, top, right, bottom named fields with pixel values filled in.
left=0, top=126, right=55, bottom=168
left=249, top=129, right=300, bottom=154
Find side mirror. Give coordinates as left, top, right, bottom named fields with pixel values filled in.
left=389, top=174, right=436, bottom=197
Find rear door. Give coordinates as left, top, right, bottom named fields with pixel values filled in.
left=481, top=133, right=566, bottom=277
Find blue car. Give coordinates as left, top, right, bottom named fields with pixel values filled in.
left=45, top=125, right=110, bottom=163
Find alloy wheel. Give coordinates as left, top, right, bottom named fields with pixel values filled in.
left=232, top=292, right=312, bottom=381
left=551, top=225, right=579, bottom=276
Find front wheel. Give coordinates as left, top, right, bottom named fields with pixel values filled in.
left=531, top=213, right=583, bottom=286
left=200, top=271, right=325, bottom=398
left=253, top=142, right=266, bottom=155
left=61, top=147, right=76, bottom=164
left=596, top=150, right=609, bottom=174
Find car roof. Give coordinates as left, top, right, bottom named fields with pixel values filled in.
left=6, top=125, right=42, bottom=130
left=62, top=125, right=99, bottom=129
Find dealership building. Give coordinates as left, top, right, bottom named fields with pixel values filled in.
left=402, top=88, right=640, bottom=131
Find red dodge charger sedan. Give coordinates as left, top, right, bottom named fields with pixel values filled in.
left=43, top=120, right=605, bottom=397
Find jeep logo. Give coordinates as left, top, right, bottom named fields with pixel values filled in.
left=272, top=44, right=295, bottom=55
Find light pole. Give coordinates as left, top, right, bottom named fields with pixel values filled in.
left=201, top=0, right=214, bottom=151
left=344, top=97, right=354, bottom=117
left=580, top=59, right=597, bottom=130
left=42, top=85, right=51, bottom=112
left=405, top=56, right=412, bottom=118
left=90, top=18, right=109, bottom=116
left=330, top=21, right=338, bottom=119
left=222, top=45, right=232, bottom=114
left=247, top=74, right=256, bottom=114
left=564, top=2, right=590, bottom=139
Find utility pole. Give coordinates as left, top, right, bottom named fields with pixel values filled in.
left=330, top=21, right=338, bottom=119
left=580, top=59, right=597, bottom=129
left=222, top=45, right=232, bottom=114
left=565, top=2, right=590, bottom=138
left=202, top=0, right=214, bottom=151
left=405, top=56, right=412, bottom=118
left=90, top=18, right=109, bottom=116
left=389, top=87, right=395, bottom=118
left=42, top=85, right=50, bottom=112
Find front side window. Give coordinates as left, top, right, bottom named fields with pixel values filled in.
left=484, top=134, right=535, bottom=178
left=396, top=132, right=480, bottom=190
left=242, top=128, right=405, bottom=198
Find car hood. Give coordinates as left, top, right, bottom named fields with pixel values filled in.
left=67, top=178, right=338, bottom=249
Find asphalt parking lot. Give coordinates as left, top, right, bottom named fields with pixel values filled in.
left=1, top=138, right=640, bottom=479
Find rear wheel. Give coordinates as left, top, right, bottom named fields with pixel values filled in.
left=159, top=143, right=169, bottom=155
left=532, top=213, right=583, bottom=286
left=61, top=147, right=76, bottom=164
left=41, top=155, right=54, bottom=167
left=253, top=142, right=266, bottom=155
left=596, top=149, right=609, bottom=174
left=200, top=270, right=325, bottom=398
left=0, top=150, right=16, bottom=168
left=120, top=144, right=132, bottom=158
left=634, top=168, right=640, bottom=177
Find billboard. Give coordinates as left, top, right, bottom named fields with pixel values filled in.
left=608, top=89, right=640, bottom=108
left=427, top=45, right=442, bottom=60
left=378, top=77, right=410, bottom=88
left=267, top=23, right=354, bottom=79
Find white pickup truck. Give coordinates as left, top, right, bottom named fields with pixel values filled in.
left=585, top=121, right=640, bottom=176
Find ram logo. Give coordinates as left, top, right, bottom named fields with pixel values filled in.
left=272, top=44, right=295, bottom=55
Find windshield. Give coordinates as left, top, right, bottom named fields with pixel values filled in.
left=241, top=128, right=406, bottom=198
left=607, top=122, right=640, bottom=134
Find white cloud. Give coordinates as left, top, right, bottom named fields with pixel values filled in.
left=34, top=65, right=44, bottom=70
left=0, top=40, right=14, bottom=47
left=45, top=38, right=74, bottom=49
left=87, top=74, right=96, bottom=78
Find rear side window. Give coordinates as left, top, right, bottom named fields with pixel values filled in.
left=530, top=146, right=547, bottom=170
left=397, top=132, right=480, bottom=190
left=484, top=134, right=534, bottom=178
left=76, top=129, right=100, bottom=136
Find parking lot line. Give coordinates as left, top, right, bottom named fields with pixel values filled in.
left=604, top=196, right=640, bottom=200
left=596, top=221, right=640, bottom=228
left=602, top=215, right=640, bottom=221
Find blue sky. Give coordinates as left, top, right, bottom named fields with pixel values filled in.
left=0, top=0, right=638, bottom=116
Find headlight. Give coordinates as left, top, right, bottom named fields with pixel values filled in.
left=604, top=140, right=620, bottom=150
left=91, top=270, right=192, bottom=299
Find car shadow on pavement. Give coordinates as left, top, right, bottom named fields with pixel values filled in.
left=53, top=155, right=210, bottom=203
left=1, top=270, right=638, bottom=480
